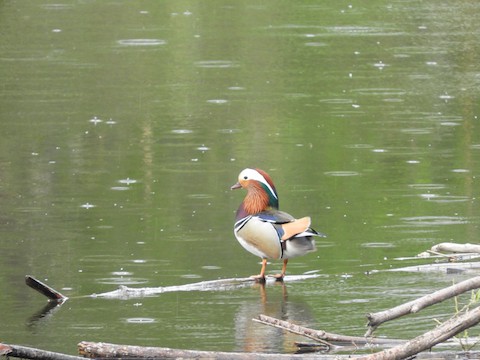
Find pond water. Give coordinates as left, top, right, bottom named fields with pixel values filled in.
left=1, top=0, right=480, bottom=356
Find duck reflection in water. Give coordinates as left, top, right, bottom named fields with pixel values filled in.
left=233, top=281, right=316, bottom=353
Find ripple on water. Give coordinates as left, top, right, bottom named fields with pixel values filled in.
left=409, top=183, right=446, bottom=190
left=305, top=42, right=327, bottom=47
left=361, top=242, right=396, bottom=248
left=206, top=99, right=228, bottom=104
left=201, top=265, right=221, bottom=270
left=117, top=39, right=167, bottom=46
left=344, top=144, right=373, bottom=149
left=118, top=178, right=138, bottom=185
left=96, top=277, right=148, bottom=285
left=324, top=171, right=360, bottom=177
left=181, top=274, right=202, bottom=279
left=401, top=216, right=469, bottom=226
left=171, top=129, right=193, bottom=134
left=125, top=318, right=156, bottom=324
left=217, top=128, right=240, bottom=134
left=351, top=88, right=406, bottom=97
left=318, top=98, right=352, bottom=104
left=315, top=241, right=335, bottom=248
left=187, top=193, right=213, bottom=199
left=111, top=186, right=130, bottom=191
left=418, top=194, right=471, bottom=203
left=194, top=60, right=239, bottom=68
left=400, top=128, right=432, bottom=135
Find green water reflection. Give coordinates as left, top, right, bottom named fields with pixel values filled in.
left=1, top=0, right=479, bottom=355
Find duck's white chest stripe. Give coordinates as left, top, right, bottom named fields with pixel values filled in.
left=234, top=215, right=252, bottom=233
left=233, top=216, right=282, bottom=259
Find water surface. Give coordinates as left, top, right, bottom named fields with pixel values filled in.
left=1, top=0, right=479, bottom=355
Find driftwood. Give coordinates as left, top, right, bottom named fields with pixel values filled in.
left=358, top=305, right=480, bottom=360
left=388, top=261, right=480, bottom=274
left=25, top=276, right=68, bottom=303
left=0, top=343, right=84, bottom=360
left=254, top=314, right=404, bottom=349
left=1, top=340, right=479, bottom=360
left=254, top=307, right=480, bottom=359
left=92, top=273, right=320, bottom=299
left=431, top=242, right=480, bottom=254
left=78, top=341, right=334, bottom=359
left=366, top=275, right=480, bottom=336
left=26, top=274, right=320, bottom=301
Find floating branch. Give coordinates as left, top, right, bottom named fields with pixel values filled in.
left=92, top=274, right=320, bottom=299
left=26, top=274, right=320, bottom=301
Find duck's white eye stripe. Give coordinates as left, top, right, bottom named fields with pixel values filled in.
left=241, top=168, right=277, bottom=200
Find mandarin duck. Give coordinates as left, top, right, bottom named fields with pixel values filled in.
left=231, top=168, right=325, bottom=281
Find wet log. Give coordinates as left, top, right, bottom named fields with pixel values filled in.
left=254, top=314, right=404, bottom=348
left=26, top=274, right=320, bottom=302
left=78, top=341, right=338, bottom=359
left=0, top=343, right=84, bottom=360
left=91, top=274, right=320, bottom=299
left=359, top=305, right=480, bottom=360
left=388, top=261, right=480, bottom=274
left=25, top=275, right=68, bottom=303
left=365, top=275, right=480, bottom=336
left=431, top=242, right=480, bottom=254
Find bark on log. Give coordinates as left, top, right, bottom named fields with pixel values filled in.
left=0, top=343, right=84, bottom=360
left=78, top=341, right=336, bottom=359
left=366, top=275, right=480, bottom=336
left=254, top=314, right=404, bottom=347
left=359, top=305, right=480, bottom=360
left=431, top=242, right=480, bottom=254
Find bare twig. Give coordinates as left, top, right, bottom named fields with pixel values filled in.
left=366, top=275, right=480, bottom=336
left=359, top=305, right=480, bottom=360
left=254, top=314, right=404, bottom=348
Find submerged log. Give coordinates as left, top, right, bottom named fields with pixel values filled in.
left=91, top=274, right=320, bottom=299
left=26, top=274, right=320, bottom=302
left=365, top=275, right=480, bottom=336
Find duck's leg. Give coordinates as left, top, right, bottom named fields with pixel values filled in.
left=251, top=258, right=267, bottom=283
left=273, top=259, right=288, bottom=281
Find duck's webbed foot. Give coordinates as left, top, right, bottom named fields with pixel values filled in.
left=250, top=274, right=266, bottom=283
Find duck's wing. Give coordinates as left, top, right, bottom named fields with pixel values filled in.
left=256, top=210, right=295, bottom=224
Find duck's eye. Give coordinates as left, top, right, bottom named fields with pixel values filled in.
left=243, top=176, right=248, bottom=180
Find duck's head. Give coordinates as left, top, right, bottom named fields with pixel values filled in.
left=231, top=168, right=279, bottom=211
